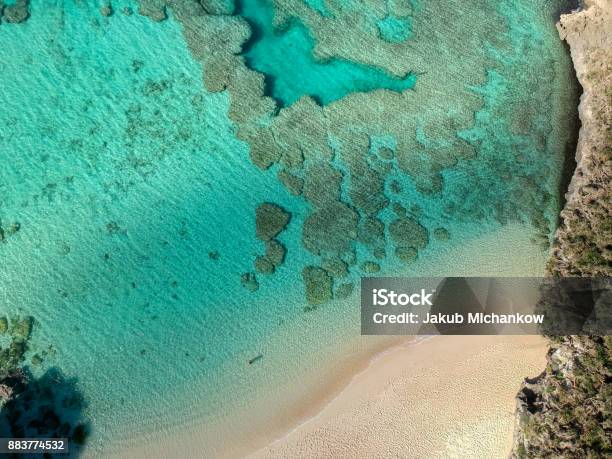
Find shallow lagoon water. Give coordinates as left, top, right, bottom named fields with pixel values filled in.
left=240, top=0, right=416, bottom=106
left=0, top=0, right=578, bottom=455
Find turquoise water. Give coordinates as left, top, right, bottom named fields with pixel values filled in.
left=0, top=0, right=578, bottom=456
left=240, top=0, right=416, bottom=106
left=377, top=15, right=413, bottom=43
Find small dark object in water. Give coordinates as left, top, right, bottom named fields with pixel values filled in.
left=248, top=354, right=263, bottom=365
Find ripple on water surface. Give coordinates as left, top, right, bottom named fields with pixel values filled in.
left=0, top=0, right=579, bottom=455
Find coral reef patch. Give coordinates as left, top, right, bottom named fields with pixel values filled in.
left=0, top=0, right=30, bottom=24
left=136, top=0, right=582, bottom=305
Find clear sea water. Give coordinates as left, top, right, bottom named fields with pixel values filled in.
left=0, top=0, right=578, bottom=456
left=240, top=0, right=416, bottom=106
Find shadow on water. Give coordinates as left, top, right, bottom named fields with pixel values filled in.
left=555, top=39, right=582, bottom=223
left=554, top=0, right=581, bottom=18
left=0, top=367, right=90, bottom=458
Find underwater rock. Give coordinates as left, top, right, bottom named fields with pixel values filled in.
left=138, top=0, right=167, bottom=22
left=378, top=146, right=394, bottom=161
left=302, top=266, right=333, bottom=306
left=341, top=143, right=389, bottom=215
left=342, top=247, right=358, bottom=266
left=240, top=272, right=259, bottom=292
left=370, top=159, right=394, bottom=175
left=1, top=316, right=36, bottom=379
left=361, top=261, right=381, bottom=274
left=254, top=256, right=275, bottom=274
left=390, top=180, right=402, bottom=194
left=208, top=250, right=220, bottom=260
left=277, top=169, right=304, bottom=196
left=31, top=354, right=43, bottom=366
left=106, top=221, right=126, bottom=235
left=0, top=221, right=20, bottom=243
left=395, top=246, right=418, bottom=264
left=241, top=127, right=282, bottom=169
left=0, top=317, right=7, bottom=334
left=198, top=0, right=235, bottom=15
left=357, top=217, right=385, bottom=246
left=373, top=247, right=386, bottom=260
left=122, top=6, right=133, bottom=15
left=321, top=258, right=348, bottom=278
left=255, top=203, right=291, bottom=241
left=389, top=217, right=429, bottom=250
left=3, top=0, right=29, bottom=23
left=7, top=222, right=20, bottom=236
left=392, top=202, right=407, bottom=216
left=303, top=161, right=343, bottom=207
left=335, top=282, right=354, bottom=299
left=100, top=3, right=113, bottom=16
left=270, top=97, right=332, bottom=165
left=433, top=227, right=450, bottom=241
left=264, top=240, right=286, bottom=267
left=302, top=201, right=359, bottom=256
left=11, top=316, right=33, bottom=343
left=0, top=383, right=13, bottom=401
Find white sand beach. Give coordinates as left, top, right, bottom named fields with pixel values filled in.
left=252, top=335, right=548, bottom=458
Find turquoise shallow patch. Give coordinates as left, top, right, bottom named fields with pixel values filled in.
left=303, top=0, right=330, bottom=17
left=377, top=15, right=413, bottom=43
left=240, top=0, right=416, bottom=106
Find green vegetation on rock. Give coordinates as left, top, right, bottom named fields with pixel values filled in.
left=514, top=336, right=612, bottom=457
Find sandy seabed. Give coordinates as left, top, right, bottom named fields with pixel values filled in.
left=100, top=224, right=550, bottom=459
left=111, top=334, right=547, bottom=459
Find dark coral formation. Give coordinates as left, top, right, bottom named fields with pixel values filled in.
left=254, top=239, right=287, bottom=275
left=302, top=202, right=359, bottom=257
left=0, top=220, right=21, bottom=243
left=513, top=2, right=612, bottom=457
left=264, top=240, right=286, bottom=266
left=433, top=227, right=450, bottom=241
left=254, top=255, right=275, bottom=274
left=138, top=0, right=168, bottom=21
left=0, top=317, right=33, bottom=373
left=100, top=2, right=113, bottom=17
left=0, top=0, right=29, bottom=24
left=395, top=246, right=418, bottom=264
left=255, top=202, right=291, bottom=241
left=389, top=216, right=428, bottom=250
left=240, top=271, right=259, bottom=291
left=251, top=203, right=290, bottom=279
left=302, top=266, right=333, bottom=308
left=334, top=282, right=354, bottom=299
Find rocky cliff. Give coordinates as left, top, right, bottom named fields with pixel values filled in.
left=513, top=1, right=611, bottom=457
